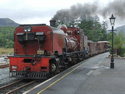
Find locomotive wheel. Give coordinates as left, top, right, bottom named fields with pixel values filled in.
left=84, top=53, right=88, bottom=59
left=50, top=63, right=57, bottom=73
left=72, top=58, right=78, bottom=64
left=79, top=54, right=84, bottom=61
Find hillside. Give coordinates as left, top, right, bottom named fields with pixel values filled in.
left=115, top=25, right=125, bottom=35
left=107, top=25, right=125, bottom=35
left=0, top=18, right=19, bottom=27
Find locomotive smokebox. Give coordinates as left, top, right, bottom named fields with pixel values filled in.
left=50, top=20, right=56, bottom=27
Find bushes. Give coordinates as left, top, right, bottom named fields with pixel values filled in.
left=108, top=30, right=125, bottom=57
left=117, top=46, right=125, bottom=57
left=109, top=46, right=125, bottom=57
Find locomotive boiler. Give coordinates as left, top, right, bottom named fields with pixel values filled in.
left=8, top=20, right=88, bottom=79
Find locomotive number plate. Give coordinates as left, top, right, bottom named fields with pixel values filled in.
left=37, top=50, right=44, bottom=54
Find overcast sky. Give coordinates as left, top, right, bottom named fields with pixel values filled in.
left=0, top=0, right=123, bottom=29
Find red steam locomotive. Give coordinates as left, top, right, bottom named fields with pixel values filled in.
left=8, top=20, right=109, bottom=79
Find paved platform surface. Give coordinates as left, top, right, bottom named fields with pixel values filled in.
left=23, top=52, right=125, bottom=94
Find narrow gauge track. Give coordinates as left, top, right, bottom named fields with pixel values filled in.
left=0, top=64, right=9, bottom=68
left=0, top=69, right=65, bottom=94
left=0, top=79, right=36, bottom=94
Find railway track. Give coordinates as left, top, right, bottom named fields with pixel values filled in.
left=0, top=59, right=82, bottom=93
left=0, top=64, right=9, bottom=69
left=0, top=79, right=36, bottom=94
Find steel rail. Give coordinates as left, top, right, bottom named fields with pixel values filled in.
left=6, top=80, right=35, bottom=94
left=0, top=79, right=22, bottom=90
left=0, top=64, right=9, bottom=68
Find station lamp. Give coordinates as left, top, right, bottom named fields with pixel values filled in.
left=110, top=14, right=116, bottom=26
left=109, top=14, right=116, bottom=69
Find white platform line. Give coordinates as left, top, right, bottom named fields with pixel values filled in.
left=86, top=70, right=94, bottom=76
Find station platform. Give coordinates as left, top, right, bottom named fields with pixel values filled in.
left=23, top=52, right=125, bottom=94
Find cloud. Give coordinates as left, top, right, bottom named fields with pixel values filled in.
left=0, top=0, right=65, bottom=24
left=0, top=0, right=124, bottom=28
left=0, top=7, right=56, bottom=24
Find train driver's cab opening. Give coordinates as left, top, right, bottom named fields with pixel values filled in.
left=97, top=44, right=100, bottom=50
left=67, top=31, right=72, bottom=35
left=75, top=30, right=79, bottom=35
left=88, top=43, right=91, bottom=52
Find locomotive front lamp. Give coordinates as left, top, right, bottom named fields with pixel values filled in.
left=109, top=14, right=116, bottom=69
left=24, top=28, right=27, bottom=32
left=110, top=14, right=115, bottom=26
left=23, top=26, right=32, bottom=32
left=28, top=27, right=32, bottom=32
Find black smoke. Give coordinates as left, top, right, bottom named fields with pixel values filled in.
left=100, top=0, right=125, bottom=19
left=52, top=2, right=99, bottom=22
left=52, top=0, right=125, bottom=23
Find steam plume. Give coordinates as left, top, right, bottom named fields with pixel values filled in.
left=100, top=0, right=125, bottom=19
left=52, top=2, right=98, bottom=22
left=52, top=0, right=125, bottom=23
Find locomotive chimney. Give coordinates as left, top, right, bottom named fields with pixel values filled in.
left=50, top=20, right=56, bottom=27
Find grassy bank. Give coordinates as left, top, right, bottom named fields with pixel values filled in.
left=0, top=48, right=14, bottom=55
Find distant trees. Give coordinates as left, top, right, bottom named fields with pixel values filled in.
left=56, top=18, right=107, bottom=42
left=0, top=27, right=15, bottom=48
left=107, top=30, right=125, bottom=57
left=78, top=20, right=107, bottom=42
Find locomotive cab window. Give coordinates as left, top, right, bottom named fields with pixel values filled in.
left=67, top=31, right=72, bottom=35
left=75, top=30, right=79, bottom=35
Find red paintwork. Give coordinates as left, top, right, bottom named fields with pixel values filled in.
left=14, top=26, right=52, bottom=55
left=9, top=25, right=84, bottom=74
left=97, top=41, right=109, bottom=53
left=53, top=33, right=65, bottom=53
left=57, top=26, right=84, bottom=52
left=66, top=27, right=82, bottom=51
left=88, top=41, right=98, bottom=55
left=57, top=25, right=67, bottom=33
left=88, top=41, right=109, bottom=55
left=66, top=35, right=78, bottom=52
left=83, top=35, right=89, bottom=50
left=9, top=25, right=68, bottom=73
left=9, top=57, right=50, bottom=72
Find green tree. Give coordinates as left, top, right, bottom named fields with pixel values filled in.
left=0, top=32, right=4, bottom=46
left=108, top=31, right=124, bottom=49
left=0, top=27, right=15, bottom=48
left=108, top=30, right=125, bottom=56
left=107, top=32, right=117, bottom=42
left=114, top=31, right=124, bottom=49
left=78, top=20, right=105, bottom=42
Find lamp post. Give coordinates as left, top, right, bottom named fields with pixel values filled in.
left=109, top=14, right=116, bottom=69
